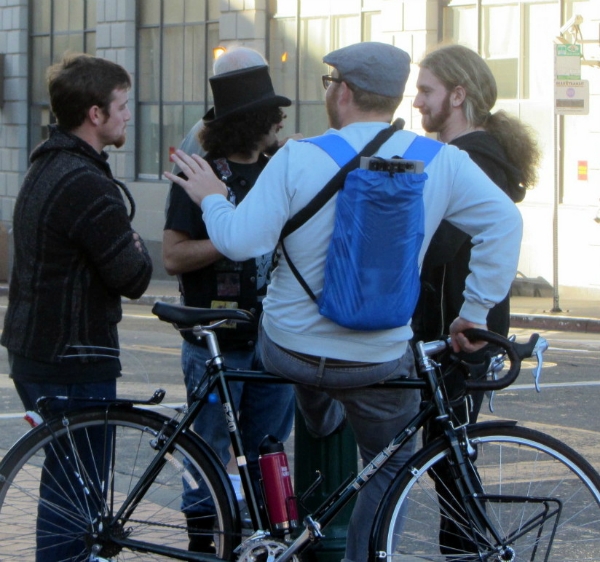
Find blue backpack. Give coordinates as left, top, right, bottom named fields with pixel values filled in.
left=280, top=121, right=442, bottom=331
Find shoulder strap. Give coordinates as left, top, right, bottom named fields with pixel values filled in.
left=402, top=135, right=443, bottom=166
left=281, top=118, right=404, bottom=239
left=280, top=241, right=319, bottom=301
left=299, top=135, right=357, bottom=168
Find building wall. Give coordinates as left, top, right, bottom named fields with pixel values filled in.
left=0, top=0, right=28, bottom=280
left=0, top=0, right=599, bottom=296
left=519, top=1, right=600, bottom=297
left=0, top=0, right=28, bottom=226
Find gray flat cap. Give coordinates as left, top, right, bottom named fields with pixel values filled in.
left=323, top=42, right=411, bottom=98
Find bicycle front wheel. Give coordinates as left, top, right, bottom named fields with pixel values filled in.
left=372, top=422, right=600, bottom=561
left=0, top=406, right=238, bottom=561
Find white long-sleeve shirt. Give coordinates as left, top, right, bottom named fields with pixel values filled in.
left=201, top=121, right=522, bottom=363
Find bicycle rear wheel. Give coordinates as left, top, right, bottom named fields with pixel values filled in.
left=372, top=422, right=600, bottom=561
left=0, top=406, right=238, bottom=561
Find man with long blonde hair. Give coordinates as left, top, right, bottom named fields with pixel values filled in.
left=413, top=43, right=541, bottom=557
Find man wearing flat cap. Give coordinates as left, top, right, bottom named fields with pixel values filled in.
left=163, top=65, right=295, bottom=553
left=167, top=41, right=522, bottom=561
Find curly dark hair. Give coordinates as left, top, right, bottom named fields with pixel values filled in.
left=200, top=107, right=284, bottom=158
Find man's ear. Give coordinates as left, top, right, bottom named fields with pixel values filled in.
left=451, top=85, right=467, bottom=108
left=87, top=105, right=103, bottom=126
left=338, top=81, right=354, bottom=105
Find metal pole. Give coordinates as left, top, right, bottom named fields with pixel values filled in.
left=551, top=113, right=562, bottom=313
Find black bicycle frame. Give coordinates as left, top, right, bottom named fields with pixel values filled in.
left=73, top=335, right=520, bottom=561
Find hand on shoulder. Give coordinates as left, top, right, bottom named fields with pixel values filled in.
left=278, top=133, right=304, bottom=148
left=164, top=150, right=228, bottom=206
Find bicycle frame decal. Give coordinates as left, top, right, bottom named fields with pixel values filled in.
left=223, top=401, right=237, bottom=432
left=353, top=431, right=413, bottom=490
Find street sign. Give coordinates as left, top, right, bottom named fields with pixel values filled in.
left=554, top=79, right=589, bottom=115
left=555, top=44, right=582, bottom=80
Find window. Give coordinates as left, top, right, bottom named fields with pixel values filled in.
left=440, top=0, right=560, bottom=205
left=137, top=0, right=220, bottom=179
left=442, top=0, right=557, bottom=99
left=269, top=0, right=382, bottom=139
left=29, top=0, right=96, bottom=151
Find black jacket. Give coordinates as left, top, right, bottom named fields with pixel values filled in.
left=412, top=131, right=524, bottom=342
left=1, top=126, right=153, bottom=371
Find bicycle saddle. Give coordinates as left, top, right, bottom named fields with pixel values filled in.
left=152, top=301, right=254, bottom=327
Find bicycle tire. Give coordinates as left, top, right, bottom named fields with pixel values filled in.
left=0, top=405, right=239, bottom=561
left=371, top=421, right=600, bottom=561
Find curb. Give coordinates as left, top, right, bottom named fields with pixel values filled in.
left=125, top=296, right=600, bottom=334
left=510, top=313, right=600, bottom=334
left=3, top=282, right=596, bottom=334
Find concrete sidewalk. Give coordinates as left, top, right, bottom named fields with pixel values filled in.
left=509, top=295, right=600, bottom=333
left=131, top=279, right=600, bottom=334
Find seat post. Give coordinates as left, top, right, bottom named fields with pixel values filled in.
left=192, top=327, right=224, bottom=368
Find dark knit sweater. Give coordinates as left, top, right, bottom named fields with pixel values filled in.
left=1, top=126, right=153, bottom=375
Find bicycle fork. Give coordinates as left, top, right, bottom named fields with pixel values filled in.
left=445, top=430, right=562, bottom=561
left=415, top=340, right=497, bottom=558
left=442, top=424, right=492, bottom=558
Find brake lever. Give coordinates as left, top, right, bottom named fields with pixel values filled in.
left=531, top=336, right=549, bottom=393
left=486, top=354, right=505, bottom=413
left=486, top=335, right=515, bottom=413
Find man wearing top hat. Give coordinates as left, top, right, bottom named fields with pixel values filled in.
left=162, top=65, right=295, bottom=553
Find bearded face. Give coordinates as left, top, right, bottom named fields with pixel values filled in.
left=414, top=68, right=453, bottom=134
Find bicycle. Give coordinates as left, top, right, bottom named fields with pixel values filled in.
left=0, top=300, right=599, bottom=561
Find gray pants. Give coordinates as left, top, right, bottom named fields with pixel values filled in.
left=259, top=327, right=420, bottom=562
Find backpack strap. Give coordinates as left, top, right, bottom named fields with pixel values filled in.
left=301, top=131, right=443, bottom=169
left=402, top=135, right=443, bottom=165
left=299, top=134, right=357, bottom=168
left=280, top=242, right=319, bottom=301
left=281, top=118, right=404, bottom=239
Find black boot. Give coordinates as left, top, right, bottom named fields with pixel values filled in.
left=185, top=513, right=216, bottom=553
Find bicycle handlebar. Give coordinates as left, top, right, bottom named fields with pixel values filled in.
left=460, top=328, right=540, bottom=391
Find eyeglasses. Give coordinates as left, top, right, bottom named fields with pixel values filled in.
left=322, top=74, right=343, bottom=90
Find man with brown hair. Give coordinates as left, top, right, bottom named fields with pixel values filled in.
left=2, top=53, right=152, bottom=561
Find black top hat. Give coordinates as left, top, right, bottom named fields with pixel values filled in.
left=203, top=66, right=291, bottom=123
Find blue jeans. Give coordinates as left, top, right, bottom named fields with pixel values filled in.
left=180, top=340, right=295, bottom=514
left=259, top=327, right=420, bottom=562
left=14, top=378, right=117, bottom=562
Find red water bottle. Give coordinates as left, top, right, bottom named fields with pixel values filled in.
left=258, top=435, right=299, bottom=534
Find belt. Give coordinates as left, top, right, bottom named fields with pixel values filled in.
left=281, top=347, right=380, bottom=369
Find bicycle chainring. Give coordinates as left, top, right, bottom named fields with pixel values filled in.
left=236, top=535, right=299, bottom=562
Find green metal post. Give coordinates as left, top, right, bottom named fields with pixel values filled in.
left=294, top=407, right=358, bottom=561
